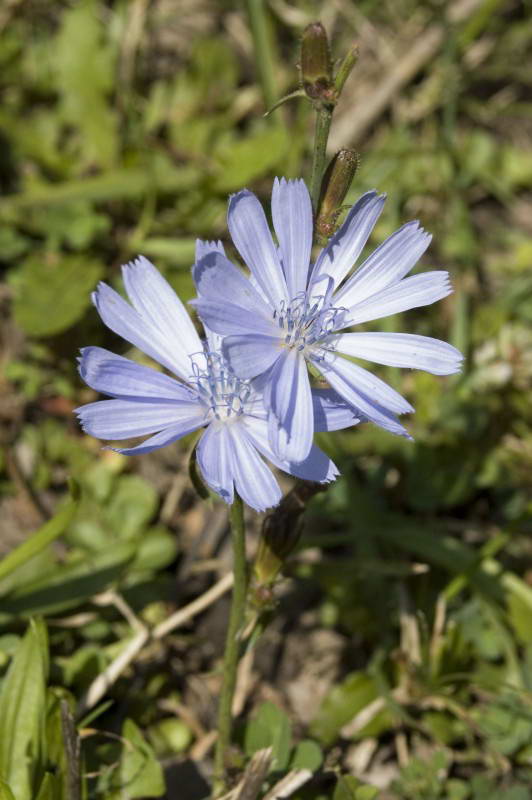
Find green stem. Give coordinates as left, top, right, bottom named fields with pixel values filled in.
left=246, top=0, right=277, bottom=111
left=213, top=494, right=248, bottom=795
left=310, top=106, right=333, bottom=213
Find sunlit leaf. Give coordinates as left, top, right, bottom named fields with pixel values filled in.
left=0, top=619, right=49, bottom=800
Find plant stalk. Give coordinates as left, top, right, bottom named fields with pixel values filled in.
left=309, top=106, right=333, bottom=213
left=246, top=0, right=277, bottom=111
left=213, top=494, right=248, bottom=795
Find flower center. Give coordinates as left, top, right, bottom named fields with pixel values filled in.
left=191, top=351, right=251, bottom=422
left=274, top=294, right=346, bottom=353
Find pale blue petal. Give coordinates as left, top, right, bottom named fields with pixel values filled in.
left=271, top=177, right=313, bottom=298
left=333, top=332, right=463, bottom=375
left=122, top=256, right=202, bottom=378
left=92, top=282, right=190, bottom=378
left=75, top=398, right=205, bottom=440
left=193, top=251, right=272, bottom=317
left=243, top=416, right=338, bottom=483
left=312, top=388, right=362, bottom=431
left=268, top=349, right=314, bottom=462
left=222, top=334, right=282, bottom=379
left=196, top=423, right=235, bottom=505
left=78, top=347, right=195, bottom=401
left=334, top=222, right=432, bottom=308
left=228, top=189, right=288, bottom=307
left=227, top=424, right=281, bottom=512
left=195, top=239, right=225, bottom=261
left=312, top=351, right=412, bottom=438
left=344, top=271, right=453, bottom=327
left=193, top=299, right=279, bottom=337
left=204, top=326, right=223, bottom=353
left=110, top=420, right=205, bottom=456
left=310, top=191, right=385, bottom=290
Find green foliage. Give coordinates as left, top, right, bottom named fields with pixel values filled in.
left=105, top=719, right=164, bottom=799
left=244, top=701, right=323, bottom=775
left=333, top=776, right=379, bottom=800
left=9, top=254, right=102, bottom=337
left=244, top=701, right=293, bottom=771
left=54, top=1, right=118, bottom=167
left=0, top=482, right=79, bottom=582
left=0, top=781, right=16, bottom=800
left=2, top=0, right=532, bottom=797
left=0, top=620, right=49, bottom=800
left=310, top=672, right=390, bottom=746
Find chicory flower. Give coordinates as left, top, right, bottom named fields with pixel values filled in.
left=75, top=254, right=358, bottom=511
left=192, top=179, right=463, bottom=462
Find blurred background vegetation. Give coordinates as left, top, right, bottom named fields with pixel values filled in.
left=1, top=0, right=532, bottom=798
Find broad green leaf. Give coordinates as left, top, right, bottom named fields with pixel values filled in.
left=244, top=701, right=292, bottom=771
left=289, top=740, right=323, bottom=771
left=104, top=476, right=158, bottom=540
left=108, top=719, right=164, bottom=799
left=0, top=619, right=49, bottom=800
left=0, top=482, right=79, bottom=584
left=9, top=254, right=102, bottom=337
left=132, top=528, right=179, bottom=572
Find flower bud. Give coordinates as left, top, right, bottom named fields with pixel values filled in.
left=300, top=22, right=336, bottom=106
left=316, top=149, right=360, bottom=239
left=253, top=516, right=302, bottom=588
left=252, top=482, right=326, bottom=589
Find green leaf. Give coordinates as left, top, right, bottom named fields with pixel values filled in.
left=132, top=528, right=179, bottom=572
left=244, top=701, right=292, bottom=771
left=1, top=541, right=135, bottom=616
left=213, top=126, right=289, bottom=192
left=0, top=619, right=49, bottom=800
left=108, top=719, right=164, bottom=799
left=289, top=740, right=323, bottom=771
left=133, top=238, right=197, bottom=267
left=310, top=672, right=383, bottom=746
left=54, top=0, right=117, bottom=166
left=104, top=476, right=158, bottom=539
left=0, top=780, right=17, bottom=800
left=0, top=483, right=79, bottom=584
left=333, top=775, right=378, bottom=800
left=34, top=773, right=60, bottom=800
left=8, top=254, right=102, bottom=337
left=0, top=162, right=199, bottom=213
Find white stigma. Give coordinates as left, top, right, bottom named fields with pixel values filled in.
left=191, top=351, right=251, bottom=422
left=273, top=294, right=346, bottom=354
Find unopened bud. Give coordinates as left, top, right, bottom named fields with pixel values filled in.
left=316, top=149, right=360, bottom=239
left=252, top=482, right=326, bottom=590
left=253, top=515, right=302, bottom=588
left=300, top=22, right=336, bottom=106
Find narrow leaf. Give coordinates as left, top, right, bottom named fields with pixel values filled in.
left=0, top=619, right=49, bottom=800
left=0, top=482, right=79, bottom=583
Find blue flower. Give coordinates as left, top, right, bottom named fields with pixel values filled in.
left=192, top=178, right=463, bottom=462
left=75, top=253, right=358, bottom=511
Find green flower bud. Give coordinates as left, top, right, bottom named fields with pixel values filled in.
left=300, top=22, right=336, bottom=106
left=253, top=482, right=326, bottom=589
left=316, top=149, right=360, bottom=240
